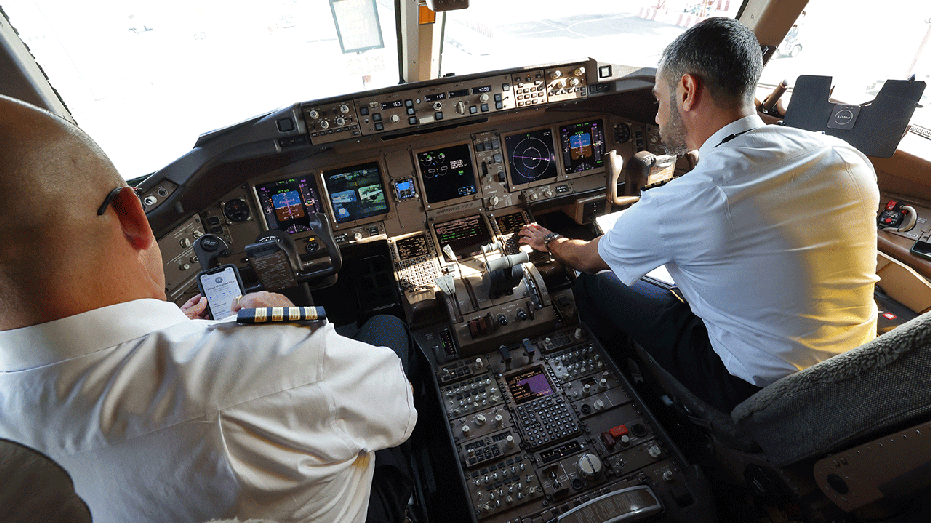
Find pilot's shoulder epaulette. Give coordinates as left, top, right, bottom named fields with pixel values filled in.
left=236, top=306, right=326, bottom=324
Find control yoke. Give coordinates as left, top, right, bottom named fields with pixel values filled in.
left=246, top=212, right=343, bottom=292
left=193, top=212, right=343, bottom=294
left=606, top=150, right=678, bottom=208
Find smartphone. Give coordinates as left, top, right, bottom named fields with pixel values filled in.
left=197, top=265, right=244, bottom=320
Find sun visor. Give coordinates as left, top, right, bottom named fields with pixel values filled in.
left=783, top=75, right=926, bottom=158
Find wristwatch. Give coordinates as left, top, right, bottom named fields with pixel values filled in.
left=543, top=232, right=562, bottom=253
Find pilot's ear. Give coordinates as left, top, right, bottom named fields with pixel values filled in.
left=111, top=187, right=155, bottom=250
left=680, top=73, right=700, bottom=111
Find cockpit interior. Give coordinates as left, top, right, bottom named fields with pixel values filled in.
left=5, top=0, right=931, bottom=521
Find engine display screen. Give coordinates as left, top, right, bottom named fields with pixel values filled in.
left=395, top=234, right=431, bottom=260
left=255, top=176, right=324, bottom=234
left=559, top=120, right=605, bottom=173
left=416, top=144, right=478, bottom=204
left=322, top=162, right=389, bottom=224
left=507, top=366, right=555, bottom=405
left=432, top=214, right=492, bottom=261
left=505, top=129, right=559, bottom=186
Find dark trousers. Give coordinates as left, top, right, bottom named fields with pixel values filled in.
left=355, top=315, right=416, bottom=523
left=573, top=271, right=761, bottom=412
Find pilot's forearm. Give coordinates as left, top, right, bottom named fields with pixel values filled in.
left=547, top=236, right=610, bottom=274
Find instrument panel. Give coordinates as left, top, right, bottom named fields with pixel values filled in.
left=145, top=59, right=714, bottom=522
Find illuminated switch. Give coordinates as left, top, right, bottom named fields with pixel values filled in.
left=609, top=425, right=629, bottom=438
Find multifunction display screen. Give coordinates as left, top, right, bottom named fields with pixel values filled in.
left=507, top=367, right=555, bottom=405
left=416, top=144, right=478, bottom=204
left=255, top=176, right=324, bottom=234
left=395, top=234, right=431, bottom=260
left=495, top=211, right=531, bottom=235
left=322, top=162, right=389, bottom=224
left=432, top=214, right=492, bottom=261
left=505, top=129, right=559, bottom=186
left=559, top=120, right=605, bottom=174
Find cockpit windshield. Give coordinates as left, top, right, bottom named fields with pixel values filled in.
left=1, top=0, right=400, bottom=178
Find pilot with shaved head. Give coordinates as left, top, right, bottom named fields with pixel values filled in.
left=521, top=18, right=879, bottom=412
left=0, top=95, right=416, bottom=523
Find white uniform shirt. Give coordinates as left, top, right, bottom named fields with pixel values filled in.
left=0, top=299, right=417, bottom=523
left=598, top=115, right=879, bottom=387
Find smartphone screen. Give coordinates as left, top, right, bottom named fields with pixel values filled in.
left=199, top=265, right=243, bottom=320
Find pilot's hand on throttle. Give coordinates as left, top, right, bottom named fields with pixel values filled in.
left=181, top=294, right=210, bottom=320
left=232, top=291, right=296, bottom=312
left=519, top=223, right=552, bottom=253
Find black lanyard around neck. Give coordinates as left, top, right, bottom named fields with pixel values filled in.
left=716, top=128, right=752, bottom=147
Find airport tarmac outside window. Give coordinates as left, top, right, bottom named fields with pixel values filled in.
left=2, top=0, right=400, bottom=180
left=440, top=0, right=737, bottom=76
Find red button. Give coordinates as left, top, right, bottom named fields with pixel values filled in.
left=887, top=200, right=899, bottom=210
left=883, top=312, right=898, bottom=320
left=609, top=425, right=629, bottom=438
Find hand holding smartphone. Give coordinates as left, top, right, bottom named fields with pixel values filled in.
left=197, top=265, right=245, bottom=320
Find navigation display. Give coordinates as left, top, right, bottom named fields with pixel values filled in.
left=432, top=214, right=492, bottom=261
left=416, top=144, right=478, bottom=204
left=559, top=120, right=605, bottom=173
left=322, top=162, right=389, bottom=224
left=505, top=129, right=559, bottom=186
left=255, top=176, right=324, bottom=234
left=507, top=367, right=555, bottom=405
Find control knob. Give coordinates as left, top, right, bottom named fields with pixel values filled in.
left=339, top=104, right=350, bottom=114
left=574, top=67, right=585, bottom=76
left=475, top=414, right=486, bottom=426
left=308, top=109, right=320, bottom=119
left=335, top=116, right=346, bottom=126
left=497, top=315, right=508, bottom=326
left=390, top=114, right=401, bottom=123
left=576, top=453, right=603, bottom=479
left=456, top=101, right=466, bottom=115
left=543, top=187, right=554, bottom=198
left=461, top=425, right=471, bottom=435
left=550, top=70, right=562, bottom=79
left=354, top=231, right=363, bottom=241
left=319, top=120, right=330, bottom=130
left=433, top=101, right=443, bottom=110
left=569, top=77, right=581, bottom=87
left=516, top=309, right=528, bottom=321
left=493, top=412, right=504, bottom=426
left=480, top=93, right=490, bottom=103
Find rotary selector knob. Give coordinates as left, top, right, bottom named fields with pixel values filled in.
left=308, top=109, right=320, bottom=119
left=390, top=114, right=401, bottom=123
left=354, top=232, right=363, bottom=241
left=543, top=187, right=554, bottom=198
left=475, top=414, right=486, bottom=426
left=493, top=413, right=504, bottom=426
left=577, top=453, right=603, bottom=479
left=433, top=101, right=443, bottom=110
left=319, top=120, right=330, bottom=129
left=461, top=425, right=471, bottom=435
left=569, top=77, right=581, bottom=87
left=475, top=357, right=485, bottom=370
left=335, top=117, right=346, bottom=126
left=339, top=104, right=350, bottom=114
left=480, top=93, right=490, bottom=103
left=504, top=435, right=515, bottom=448
left=550, top=70, right=562, bottom=79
